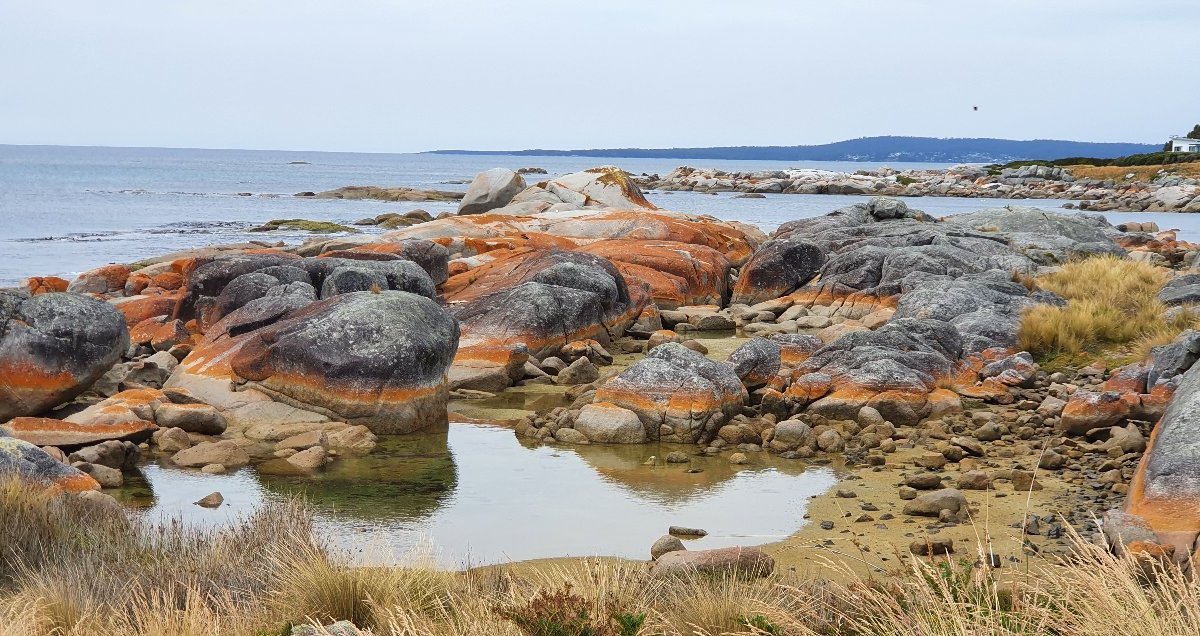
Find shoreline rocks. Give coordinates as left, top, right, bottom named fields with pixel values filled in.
left=639, top=164, right=1200, bottom=213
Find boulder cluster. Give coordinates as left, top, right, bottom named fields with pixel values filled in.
left=5, top=164, right=1200, bottom=569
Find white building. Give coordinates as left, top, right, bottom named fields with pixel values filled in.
left=1168, top=136, right=1200, bottom=153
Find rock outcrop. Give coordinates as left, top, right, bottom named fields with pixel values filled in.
left=1, top=290, right=129, bottom=421
left=595, top=343, right=746, bottom=444
left=1124, top=361, right=1200, bottom=558
left=640, top=164, right=1200, bottom=213
left=182, top=290, right=458, bottom=434
left=0, top=437, right=99, bottom=492
left=458, top=168, right=526, bottom=215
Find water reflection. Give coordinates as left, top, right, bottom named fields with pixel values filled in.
left=117, top=423, right=837, bottom=567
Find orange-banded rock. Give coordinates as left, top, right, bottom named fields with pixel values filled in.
left=0, top=437, right=99, bottom=492
left=595, top=343, right=746, bottom=444
left=1060, top=334, right=1200, bottom=436
left=0, top=290, right=129, bottom=421
left=67, top=264, right=132, bottom=295
left=730, top=239, right=826, bottom=306
left=578, top=240, right=731, bottom=309
left=1124, top=362, right=1200, bottom=557
left=779, top=318, right=968, bottom=425
left=727, top=334, right=822, bottom=391
left=448, top=249, right=648, bottom=391
left=0, top=416, right=155, bottom=450
left=187, top=290, right=458, bottom=434
left=23, top=276, right=68, bottom=296
left=317, top=239, right=450, bottom=286
left=333, top=208, right=758, bottom=267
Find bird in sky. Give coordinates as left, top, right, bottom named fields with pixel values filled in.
left=973, top=106, right=979, bottom=111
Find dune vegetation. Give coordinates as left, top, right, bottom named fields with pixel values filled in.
left=2, top=478, right=1199, bottom=636
left=1017, top=255, right=1197, bottom=368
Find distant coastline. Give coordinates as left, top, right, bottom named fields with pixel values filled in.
left=427, top=135, right=1158, bottom=164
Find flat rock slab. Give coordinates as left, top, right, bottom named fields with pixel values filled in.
left=0, top=417, right=156, bottom=450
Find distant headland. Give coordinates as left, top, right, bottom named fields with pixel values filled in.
left=427, top=135, right=1159, bottom=164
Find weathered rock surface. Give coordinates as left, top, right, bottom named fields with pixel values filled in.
left=595, top=343, right=746, bottom=444
left=0, top=437, right=99, bottom=492
left=1125, top=361, right=1200, bottom=553
left=572, top=402, right=647, bottom=444
left=649, top=546, right=774, bottom=578
left=191, top=291, right=459, bottom=434
left=0, top=417, right=155, bottom=450
left=458, top=168, right=526, bottom=216
left=0, top=290, right=129, bottom=421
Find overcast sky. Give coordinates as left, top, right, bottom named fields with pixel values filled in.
left=1, top=1, right=1196, bottom=153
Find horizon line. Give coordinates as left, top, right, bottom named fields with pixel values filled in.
left=0, top=133, right=1161, bottom=157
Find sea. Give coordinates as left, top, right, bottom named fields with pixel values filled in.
left=2, top=144, right=1195, bottom=286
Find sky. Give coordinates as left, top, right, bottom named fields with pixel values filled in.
left=0, top=0, right=1197, bottom=153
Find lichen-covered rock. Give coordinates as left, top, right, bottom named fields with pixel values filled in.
left=320, top=239, right=450, bottom=286
left=580, top=240, right=731, bottom=309
left=449, top=249, right=647, bottom=392
left=943, top=206, right=1125, bottom=264
left=595, top=343, right=746, bottom=444
left=1158, top=274, right=1200, bottom=307
left=0, top=417, right=155, bottom=450
left=730, top=239, right=826, bottom=305
left=572, top=403, right=647, bottom=444
left=1148, top=330, right=1200, bottom=388
left=787, top=318, right=966, bottom=425
left=180, top=253, right=435, bottom=330
left=0, top=290, right=129, bottom=421
left=458, top=168, right=526, bottom=215
left=727, top=337, right=782, bottom=390
left=1059, top=391, right=1140, bottom=435
left=222, top=291, right=459, bottom=434
left=67, top=264, right=132, bottom=295
left=0, top=437, right=99, bottom=492
left=1126, top=362, right=1200, bottom=552
left=545, top=166, right=656, bottom=210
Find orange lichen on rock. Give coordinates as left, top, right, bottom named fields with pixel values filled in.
left=23, top=276, right=68, bottom=295
left=109, top=292, right=184, bottom=326
left=579, top=239, right=731, bottom=309
left=0, top=416, right=156, bottom=448
left=68, top=264, right=132, bottom=295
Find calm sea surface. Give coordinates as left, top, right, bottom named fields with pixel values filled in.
left=3, top=144, right=1191, bottom=286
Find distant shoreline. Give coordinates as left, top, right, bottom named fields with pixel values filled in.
left=427, top=135, right=1158, bottom=164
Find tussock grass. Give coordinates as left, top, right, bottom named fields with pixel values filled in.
left=4, top=478, right=1200, bottom=635
left=1017, top=256, right=1197, bottom=360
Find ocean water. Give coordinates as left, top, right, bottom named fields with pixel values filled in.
left=1, top=144, right=1194, bottom=286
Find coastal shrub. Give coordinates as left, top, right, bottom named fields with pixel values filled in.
left=1016, top=256, right=1195, bottom=359
left=496, top=584, right=605, bottom=636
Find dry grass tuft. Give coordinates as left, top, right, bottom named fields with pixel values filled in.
left=1017, top=255, right=1197, bottom=359
left=5, top=478, right=1200, bottom=635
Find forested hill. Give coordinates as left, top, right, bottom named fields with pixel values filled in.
left=428, top=136, right=1159, bottom=163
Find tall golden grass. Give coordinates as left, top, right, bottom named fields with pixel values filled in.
left=1017, top=255, right=1197, bottom=360
left=3, top=478, right=1199, bottom=635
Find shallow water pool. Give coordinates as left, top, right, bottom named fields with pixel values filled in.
left=113, top=422, right=838, bottom=567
